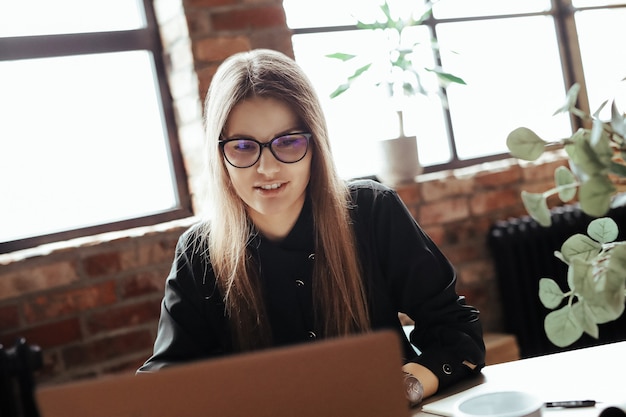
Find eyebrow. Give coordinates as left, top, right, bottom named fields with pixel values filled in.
left=223, top=127, right=306, bottom=142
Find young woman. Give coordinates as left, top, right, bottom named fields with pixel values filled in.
left=138, top=49, right=485, bottom=404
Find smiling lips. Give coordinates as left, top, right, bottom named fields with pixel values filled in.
left=258, top=182, right=284, bottom=190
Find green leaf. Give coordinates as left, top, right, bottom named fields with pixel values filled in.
left=328, top=63, right=373, bottom=98
left=538, top=278, right=565, bottom=309
left=349, top=63, right=373, bottom=80
left=587, top=267, right=625, bottom=323
left=572, top=301, right=599, bottom=339
left=606, top=242, right=626, bottom=276
left=554, top=166, right=577, bottom=202
left=608, top=161, right=626, bottom=177
left=554, top=250, right=568, bottom=265
left=588, top=302, right=624, bottom=325
left=579, top=175, right=615, bottom=217
left=544, top=305, right=584, bottom=347
left=325, top=52, right=356, bottom=62
left=587, top=217, right=618, bottom=244
left=506, top=127, right=547, bottom=161
left=612, top=100, right=626, bottom=137
left=553, top=83, right=580, bottom=116
left=425, top=68, right=466, bottom=86
left=329, top=83, right=350, bottom=99
left=521, top=191, right=551, bottom=226
left=559, top=234, right=601, bottom=263
left=590, top=128, right=614, bottom=167
left=413, top=6, right=433, bottom=25
left=567, top=257, right=594, bottom=294
left=584, top=248, right=626, bottom=323
left=592, top=100, right=609, bottom=119
left=565, top=129, right=608, bottom=177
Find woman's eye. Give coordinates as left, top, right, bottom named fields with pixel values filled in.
left=277, top=139, right=296, bottom=147
left=275, top=135, right=304, bottom=148
left=232, top=140, right=256, bottom=152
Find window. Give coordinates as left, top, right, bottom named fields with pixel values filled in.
left=0, top=0, right=191, bottom=253
left=283, top=0, right=626, bottom=180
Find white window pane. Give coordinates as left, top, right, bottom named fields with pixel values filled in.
left=292, top=27, right=450, bottom=178
left=0, top=0, right=144, bottom=37
left=436, top=16, right=572, bottom=160
left=575, top=8, right=626, bottom=118
left=573, top=0, right=626, bottom=7
left=0, top=51, right=178, bottom=242
left=284, top=0, right=431, bottom=29
left=433, top=0, right=551, bottom=19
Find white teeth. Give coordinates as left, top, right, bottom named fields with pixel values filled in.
left=260, top=183, right=281, bottom=190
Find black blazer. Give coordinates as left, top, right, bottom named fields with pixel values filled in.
left=138, top=180, right=485, bottom=391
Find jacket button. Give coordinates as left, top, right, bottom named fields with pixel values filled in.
left=308, top=331, right=317, bottom=339
left=442, top=364, right=452, bottom=375
left=295, top=279, right=305, bottom=287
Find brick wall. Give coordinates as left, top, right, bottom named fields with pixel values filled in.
left=0, top=0, right=571, bottom=385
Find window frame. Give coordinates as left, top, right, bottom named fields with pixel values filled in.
left=0, top=0, right=192, bottom=254
left=287, top=0, right=623, bottom=175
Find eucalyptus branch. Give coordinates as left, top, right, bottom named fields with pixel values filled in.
left=508, top=80, right=626, bottom=348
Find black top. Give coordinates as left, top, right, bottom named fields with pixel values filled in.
left=138, top=180, right=485, bottom=391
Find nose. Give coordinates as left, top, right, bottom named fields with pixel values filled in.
left=256, top=146, right=280, bottom=175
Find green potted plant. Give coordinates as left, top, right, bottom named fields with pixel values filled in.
left=326, top=0, right=465, bottom=185
left=506, top=79, right=626, bottom=347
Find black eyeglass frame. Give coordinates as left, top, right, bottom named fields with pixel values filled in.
left=218, top=132, right=312, bottom=168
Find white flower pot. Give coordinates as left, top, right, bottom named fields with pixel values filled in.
left=377, top=135, right=422, bottom=186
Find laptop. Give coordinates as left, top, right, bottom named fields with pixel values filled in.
left=36, top=330, right=410, bottom=417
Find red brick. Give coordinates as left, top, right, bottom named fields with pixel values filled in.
left=186, top=10, right=213, bottom=38
left=249, top=28, right=294, bottom=55
left=395, top=183, right=420, bottom=206
left=23, top=281, right=118, bottom=323
left=0, top=304, right=19, bottom=331
left=474, top=164, right=522, bottom=189
left=120, top=239, right=177, bottom=270
left=421, top=225, right=445, bottom=246
left=83, top=251, right=122, bottom=277
left=86, top=300, right=161, bottom=335
left=443, top=218, right=492, bottom=244
left=211, top=5, right=286, bottom=31
left=470, top=188, right=521, bottom=216
left=456, top=259, right=495, bottom=286
left=193, top=36, right=251, bottom=63
left=0, top=318, right=81, bottom=349
left=37, top=350, right=63, bottom=381
left=420, top=176, right=474, bottom=202
left=62, top=330, right=153, bottom=368
left=0, top=261, right=79, bottom=300
left=196, top=64, right=220, bottom=102
left=445, top=242, right=486, bottom=266
left=417, top=197, right=470, bottom=226
left=521, top=158, right=567, bottom=182
left=122, top=269, right=167, bottom=298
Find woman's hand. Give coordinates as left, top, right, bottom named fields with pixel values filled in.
left=402, top=362, right=438, bottom=406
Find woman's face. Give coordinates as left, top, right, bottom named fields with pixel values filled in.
left=223, top=96, right=312, bottom=238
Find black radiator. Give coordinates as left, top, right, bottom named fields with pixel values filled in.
left=488, top=204, right=626, bottom=358
left=0, top=339, right=42, bottom=417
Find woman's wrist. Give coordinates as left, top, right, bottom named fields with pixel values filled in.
left=403, top=371, right=424, bottom=406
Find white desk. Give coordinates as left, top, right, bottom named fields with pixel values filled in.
left=415, top=341, right=626, bottom=417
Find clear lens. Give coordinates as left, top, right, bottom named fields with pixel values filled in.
left=223, top=139, right=260, bottom=168
left=221, top=133, right=310, bottom=168
left=271, top=134, right=309, bottom=162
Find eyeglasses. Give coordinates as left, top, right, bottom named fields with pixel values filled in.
left=219, top=132, right=312, bottom=168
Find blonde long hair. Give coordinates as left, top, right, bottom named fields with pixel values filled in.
left=202, top=49, right=370, bottom=350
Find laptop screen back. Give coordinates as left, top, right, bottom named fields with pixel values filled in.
left=36, top=330, right=410, bottom=417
